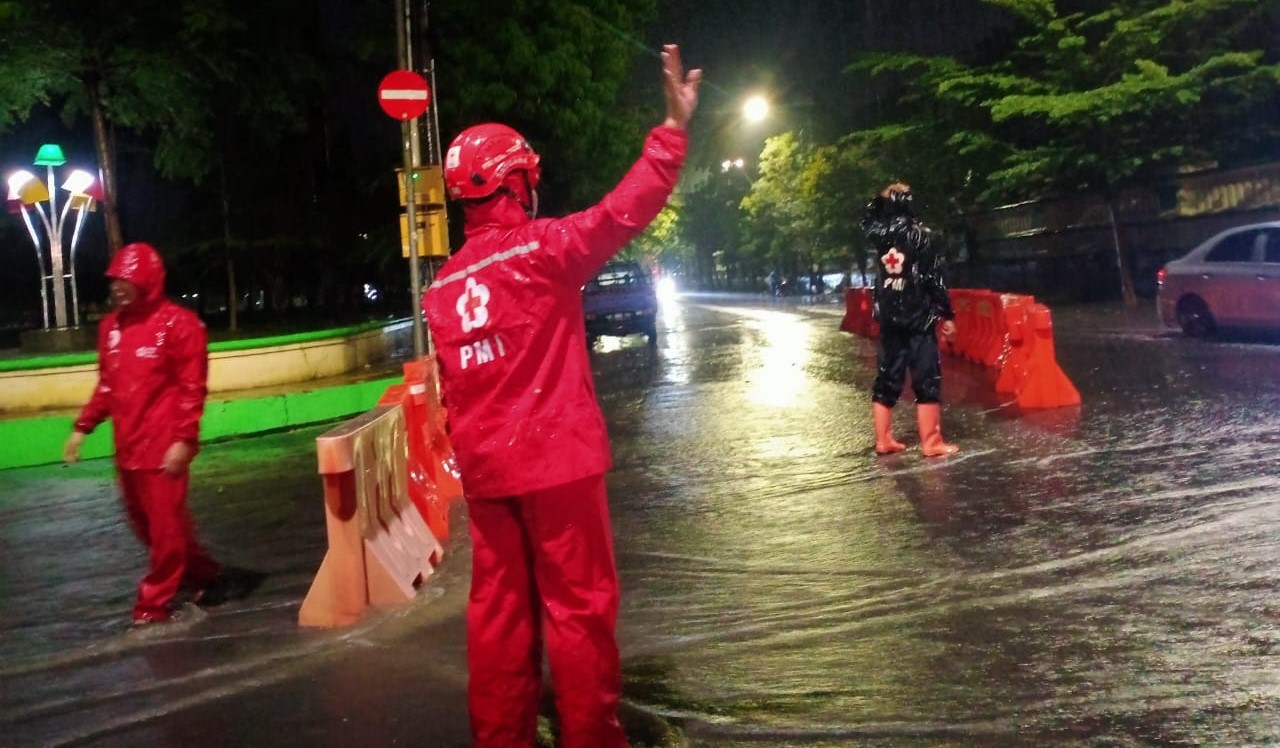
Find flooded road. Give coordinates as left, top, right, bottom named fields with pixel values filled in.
left=597, top=295, right=1280, bottom=746
left=3, top=293, right=1280, bottom=746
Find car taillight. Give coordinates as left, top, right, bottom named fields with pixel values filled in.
left=1156, top=266, right=1167, bottom=286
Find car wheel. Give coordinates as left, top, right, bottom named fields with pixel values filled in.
left=1176, top=296, right=1215, bottom=337
left=644, top=319, right=658, bottom=347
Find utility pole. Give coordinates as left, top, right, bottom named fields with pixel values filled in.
left=414, top=1, right=447, bottom=357
left=395, top=0, right=427, bottom=357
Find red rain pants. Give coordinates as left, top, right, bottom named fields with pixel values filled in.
left=119, top=469, right=221, bottom=621
left=466, top=473, right=627, bottom=748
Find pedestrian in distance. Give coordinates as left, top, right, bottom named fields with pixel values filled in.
left=861, top=182, right=960, bottom=457
left=63, top=242, right=263, bottom=628
left=422, top=45, right=701, bottom=748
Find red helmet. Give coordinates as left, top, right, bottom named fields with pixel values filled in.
left=443, top=123, right=541, bottom=201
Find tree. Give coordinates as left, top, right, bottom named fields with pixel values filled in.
left=739, top=132, right=871, bottom=289
left=802, top=139, right=887, bottom=286
left=680, top=164, right=751, bottom=288
left=430, top=0, right=659, bottom=211
left=0, top=0, right=667, bottom=333
left=740, top=133, right=809, bottom=278
left=0, top=1, right=248, bottom=253
left=854, top=0, right=1280, bottom=306
left=624, top=201, right=693, bottom=274
left=184, top=0, right=350, bottom=332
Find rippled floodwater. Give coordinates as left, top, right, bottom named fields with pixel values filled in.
left=3, top=294, right=1280, bottom=746
left=598, top=296, right=1280, bottom=746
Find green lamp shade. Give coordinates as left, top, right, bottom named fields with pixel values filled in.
left=33, top=143, right=67, bottom=167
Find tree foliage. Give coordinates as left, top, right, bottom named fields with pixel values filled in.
left=846, top=0, right=1280, bottom=304
left=623, top=201, right=692, bottom=273
left=0, top=0, right=662, bottom=327
left=431, top=0, right=659, bottom=209
left=852, top=0, right=1280, bottom=204
left=657, top=0, right=1280, bottom=295
left=0, top=0, right=235, bottom=179
left=738, top=132, right=888, bottom=283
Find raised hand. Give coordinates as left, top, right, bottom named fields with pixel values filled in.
left=662, top=44, right=702, bottom=131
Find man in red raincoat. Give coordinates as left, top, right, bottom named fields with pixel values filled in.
left=422, top=45, right=700, bottom=747
left=64, top=242, right=256, bottom=626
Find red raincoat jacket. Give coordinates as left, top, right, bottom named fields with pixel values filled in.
left=75, top=243, right=209, bottom=471
left=423, top=126, right=687, bottom=499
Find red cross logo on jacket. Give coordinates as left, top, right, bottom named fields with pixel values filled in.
left=456, top=277, right=491, bottom=333
left=881, top=247, right=906, bottom=275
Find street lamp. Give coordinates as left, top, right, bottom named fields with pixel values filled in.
left=6, top=144, right=101, bottom=330
left=721, top=158, right=745, bottom=172
left=743, top=95, right=770, bottom=123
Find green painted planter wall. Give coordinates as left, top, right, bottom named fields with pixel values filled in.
left=0, top=376, right=398, bottom=472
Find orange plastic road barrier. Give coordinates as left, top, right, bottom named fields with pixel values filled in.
left=939, top=291, right=969, bottom=358
left=377, top=357, right=463, bottom=545
left=377, top=383, right=448, bottom=545
left=840, top=288, right=858, bottom=334
left=408, top=357, right=464, bottom=507
left=842, top=286, right=1081, bottom=411
left=995, top=295, right=1036, bottom=396
left=841, top=288, right=879, bottom=339
left=299, top=404, right=445, bottom=628
left=1009, top=303, right=1081, bottom=410
left=862, top=289, right=880, bottom=339
left=971, top=290, right=1006, bottom=368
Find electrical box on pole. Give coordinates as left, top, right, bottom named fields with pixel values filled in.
left=399, top=210, right=450, bottom=258
left=396, top=166, right=446, bottom=207
left=396, top=166, right=450, bottom=258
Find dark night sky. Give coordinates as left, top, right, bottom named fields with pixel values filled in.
left=640, top=0, right=1009, bottom=159
left=0, top=0, right=1012, bottom=325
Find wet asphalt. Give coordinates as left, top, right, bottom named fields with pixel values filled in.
left=3, top=291, right=1280, bottom=746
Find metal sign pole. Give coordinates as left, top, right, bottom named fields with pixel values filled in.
left=402, top=124, right=426, bottom=358
left=395, top=0, right=426, bottom=358
left=46, top=165, right=68, bottom=329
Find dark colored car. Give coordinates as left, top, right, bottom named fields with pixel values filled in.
left=582, top=261, right=658, bottom=346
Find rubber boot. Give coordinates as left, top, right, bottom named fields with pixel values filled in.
left=873, top=403, right=906, bottom=455
left=917, top=403, right=959, bottom=457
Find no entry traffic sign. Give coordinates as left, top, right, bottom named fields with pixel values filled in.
left=378, top=70, right=431, bottom=120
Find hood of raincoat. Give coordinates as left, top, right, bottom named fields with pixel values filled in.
left=460, top=173, right=535, bottom=239
left=106, top=242, right=167, bottom=315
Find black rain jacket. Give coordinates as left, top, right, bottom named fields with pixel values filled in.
left=861, top=195, right=954, bottom=333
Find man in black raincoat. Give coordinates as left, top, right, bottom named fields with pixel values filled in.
left=861, top=182, right=959, bottom=457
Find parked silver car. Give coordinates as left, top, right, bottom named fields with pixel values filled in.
left=1157, top=222, right=1280, bottom=336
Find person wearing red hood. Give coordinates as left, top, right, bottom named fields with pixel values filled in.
left=63, top=242, right=244, bottom=626
left=422, top=46, right=700, bottom=747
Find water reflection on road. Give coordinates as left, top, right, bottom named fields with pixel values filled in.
left=4, top=293, right=1280, bottom=746
left=595, top=294, right=1280, bottom=746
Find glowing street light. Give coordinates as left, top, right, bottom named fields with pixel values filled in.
left=721, top=158, right=745, bottom=172
left=6, top=145, right=101, bottom=330
left=743, top=95, right=770, bottom=123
